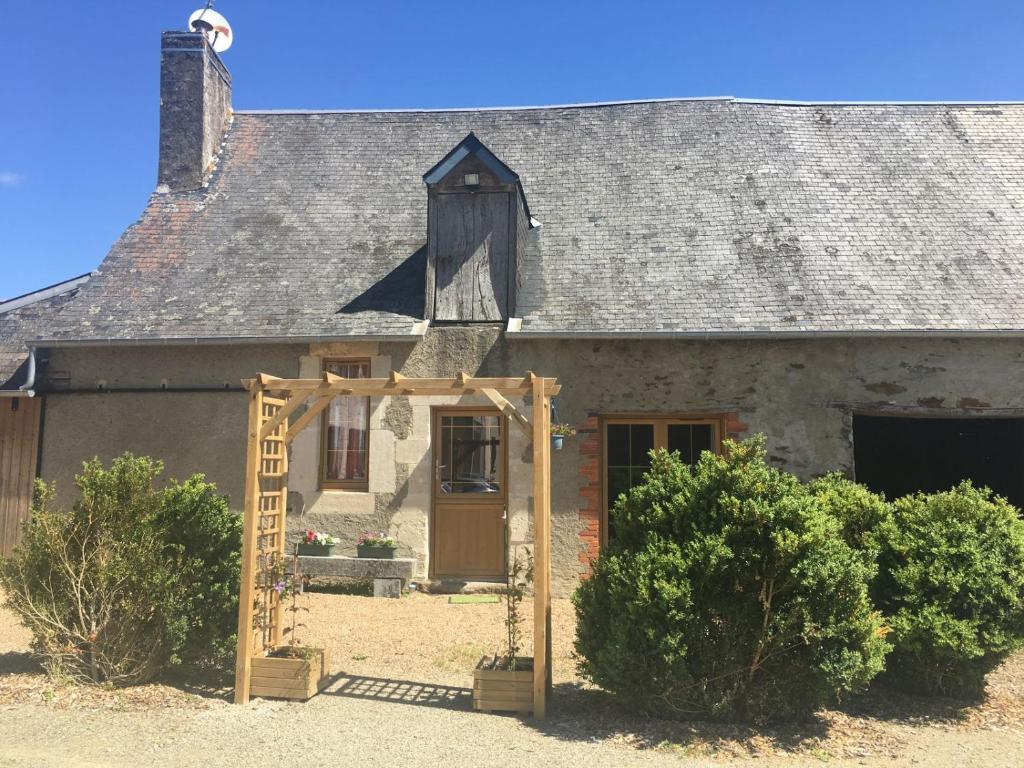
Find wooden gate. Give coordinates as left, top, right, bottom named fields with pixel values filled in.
left=0, top=397, right=42, bottom=556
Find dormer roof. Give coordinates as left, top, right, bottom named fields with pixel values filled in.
left=423, top=132, right=519, bottom=186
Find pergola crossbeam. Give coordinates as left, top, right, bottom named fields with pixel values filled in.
left=479, top=387, right=533, bottom=438
left=283, top=391, right=345, bottom=445
left=258, top=391, right=311, bottom=441
left=247, top=376, right=559, bottom=396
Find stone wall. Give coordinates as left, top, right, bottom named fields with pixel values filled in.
left=36, top=333, right=1024, bottom=595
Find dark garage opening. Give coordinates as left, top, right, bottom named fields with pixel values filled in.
left=853, top=415, right=1024, bottom=509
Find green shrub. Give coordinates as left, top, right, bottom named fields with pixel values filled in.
left=573, top=437, right=889, bottom=723
left=874, top=482, right=1024, bottom=698
left=0, top=454, right=240, bottom=685
left=809, top=473, right=892, bottom=566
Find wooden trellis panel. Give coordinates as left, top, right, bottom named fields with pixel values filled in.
left=256, top=395, right=288, bottom=650
left=234, top=390, right=289, bottom=702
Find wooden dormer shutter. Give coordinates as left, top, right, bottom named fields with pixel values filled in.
left=423, top=133, right=530, bottom=323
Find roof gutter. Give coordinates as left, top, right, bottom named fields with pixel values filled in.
left=32, top=329, right=428, bottom=348
left=505, top=328, right=1024, bottom=340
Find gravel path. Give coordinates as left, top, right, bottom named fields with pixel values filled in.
left=2, top=591, right=1024, bottom=767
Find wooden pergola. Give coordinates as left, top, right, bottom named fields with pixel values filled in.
left=233, top=371, right=558, bottom=718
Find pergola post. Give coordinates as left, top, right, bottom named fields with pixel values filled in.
left=531, top=374, right=552, bottom=719
left=233, top=386, right=263, bottom=704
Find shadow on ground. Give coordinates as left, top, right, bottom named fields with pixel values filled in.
left=0, top=646, right=993, bottom=760
left=529, top=684, right=831, bottom=754
left=519, top=682, right=981, bottom=756
left=322, top=672, right=472, bottom=711
left=0, top=651, right=40, bottom=676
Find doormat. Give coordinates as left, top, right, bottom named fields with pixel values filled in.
left=448, top=595, right=500, bottom=604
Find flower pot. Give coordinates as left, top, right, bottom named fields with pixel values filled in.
left=473, top=655, right=534, bottom=714
left=551, top=435, right=564, bottom=451
left=357, top=544, right=396, bottom=559
left=297, top=543, right=334, bottom=557
left=249, top=647, right=331, bottom=701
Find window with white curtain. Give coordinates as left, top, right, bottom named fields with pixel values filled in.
left=320, top=360, right=370, bottom=489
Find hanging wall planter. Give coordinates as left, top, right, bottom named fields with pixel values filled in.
left=550, top=423, right=576, bottom=451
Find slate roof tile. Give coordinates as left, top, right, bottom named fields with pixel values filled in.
left=37, top=98, right=1024, bottom=341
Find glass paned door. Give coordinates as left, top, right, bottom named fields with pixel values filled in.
left=438, top=414, right=503, bottom=495
left=432, top=410, right=507, bottom=579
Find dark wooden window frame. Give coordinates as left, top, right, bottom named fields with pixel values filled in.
left=600, top=413, right=727, bottom=546
left=319, top=358, right=372, bottom=491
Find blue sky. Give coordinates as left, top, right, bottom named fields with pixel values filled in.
left=2, top=0, right=1024, bottom=299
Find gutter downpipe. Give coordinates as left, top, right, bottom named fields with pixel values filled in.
left=0, top=346, right=36, bottom=398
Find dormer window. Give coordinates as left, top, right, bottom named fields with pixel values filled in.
left=423, top=133, right=532, bottom=322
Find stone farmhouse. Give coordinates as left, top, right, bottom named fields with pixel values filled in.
left=3, top=31, right=1024, bottom=593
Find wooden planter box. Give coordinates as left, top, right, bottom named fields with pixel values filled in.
left=473, top=656, right=533, bottom=714
left=250, top=647, right=331, bottom=701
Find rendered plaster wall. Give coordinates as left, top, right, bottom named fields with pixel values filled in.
left=37, top=344, right=306, bottom=510
left=41, top=391, right=248, bottom=508
left=36, top=334, right=1024, bottom=596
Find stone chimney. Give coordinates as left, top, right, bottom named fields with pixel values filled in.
left=158, top=31, right=232, bottom=192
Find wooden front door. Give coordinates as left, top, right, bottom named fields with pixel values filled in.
left=431, top=409, right=507, bottom=579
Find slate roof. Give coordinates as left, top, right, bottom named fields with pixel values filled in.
left=40, top=98, right=1024, bottom=342
left=1, top=275, right=89, bottom=391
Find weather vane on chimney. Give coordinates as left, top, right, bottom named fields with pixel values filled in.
left=189, top=2, right=233, bottom=53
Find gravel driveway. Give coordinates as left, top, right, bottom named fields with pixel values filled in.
left=2, top=591, right=1024, bottom=767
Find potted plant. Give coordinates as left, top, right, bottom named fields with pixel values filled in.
left=249, top=557, right=331, bottom=700
left=356, top=531, right=398, bottom=559
left=550, top=423, right=576, bottom=451
left=473, top=547, right=534, bottom=714
left=297, top=529, right=338, bottom=557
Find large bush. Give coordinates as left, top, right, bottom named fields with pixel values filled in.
left=809, top=473, right=892, bottom=567
left=573, top=438, right=888, bottom=722
left=873, top=482, right=1024, bottom=698
left=0, top=454, right=240, bottom=685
